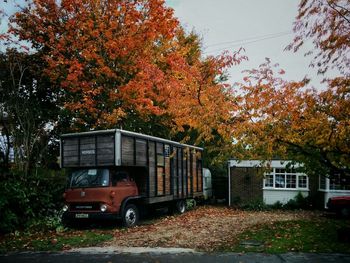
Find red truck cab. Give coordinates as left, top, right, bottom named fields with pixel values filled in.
left=63, top=168, right=140, bottom=227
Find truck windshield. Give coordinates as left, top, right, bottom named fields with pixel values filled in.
left=69, top=169, right=110, bottom=188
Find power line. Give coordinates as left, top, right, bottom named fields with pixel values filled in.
left=203, top=31, right=293, bottom=54
left=204, top=30, right=291, bottom=48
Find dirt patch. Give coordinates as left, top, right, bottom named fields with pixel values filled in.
left=107, top=206, right=320, bottom=252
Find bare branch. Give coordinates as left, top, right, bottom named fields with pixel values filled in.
left=327, top=0, right=350, bottom=25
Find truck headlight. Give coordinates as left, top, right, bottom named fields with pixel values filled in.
left=62, top=204, right=69, bottom=212
left=100, top=204, right=107, bottom=212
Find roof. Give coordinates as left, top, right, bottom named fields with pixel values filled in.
left=228, top=159, right=303, bottom=169
left=61, top=129, right=203, bottom=151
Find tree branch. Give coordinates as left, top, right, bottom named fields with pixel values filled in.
left=327, top=0, right=350, bottom=25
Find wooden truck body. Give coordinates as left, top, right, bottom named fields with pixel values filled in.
left=60, top=129, right=203, bottom=226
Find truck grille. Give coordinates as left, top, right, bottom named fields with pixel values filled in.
left=70, top=202, right=100, bottom=211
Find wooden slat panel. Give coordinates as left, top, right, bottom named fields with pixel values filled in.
left=80, top=137, right=96, bottom=166
left=165, top=157, right=171, bottom=195
left=121, top=136, right=134, bottom=165
left=80, top=155, right=95, bottom=166
left=62, top=138, right=79, bottom=167
left=157, top=142, right=164, bottom=154
left=192, top=150, right=197, bottom=193
left=187, top=149, right=191, bottom=196
left=136, top=139, right=147, bottom=166
left=157, top=167, right=164, bottom=195
left=148, top=141, right=156, bottom=197
left=178, top=148, right=183, bottom=197
left=97, top=135, right=114, bottom=166
left=196, top=150, right=203, bottom=192
left=173, top=148, right=178, bottom=197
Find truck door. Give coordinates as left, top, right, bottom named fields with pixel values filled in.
left=111, top=170, right=138, bottom=212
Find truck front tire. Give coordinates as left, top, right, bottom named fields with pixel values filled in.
left=122, top=204, right=139, bottom=227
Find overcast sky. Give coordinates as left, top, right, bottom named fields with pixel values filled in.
left=1, top=0, right=323, bottom=87
left=165, top=0, right=323, bottom=87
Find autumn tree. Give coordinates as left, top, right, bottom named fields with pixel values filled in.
left=9, top=0, right=239, bottom=150
left=287, top=0, right=350, bottom=75
left=233, top=59, right=350, bottom=176
left=233, top=0, right=350, bottom=177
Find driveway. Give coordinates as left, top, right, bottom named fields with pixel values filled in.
left=108, top=206, right=320, bottom=251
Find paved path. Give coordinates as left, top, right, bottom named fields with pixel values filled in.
left=1, top=247, right=350, bottom=263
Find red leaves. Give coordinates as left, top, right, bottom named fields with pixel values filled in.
left=288, top=0, right=350, bottom=75
left=9, top=0, right=238, bottom=143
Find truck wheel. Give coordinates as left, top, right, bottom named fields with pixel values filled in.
left=175, top=200, right=186, bottom=214
left=122, top=204, right=139, bottom=227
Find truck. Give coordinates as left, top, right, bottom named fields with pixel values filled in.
left=327, top=196, right=350, bottom=218
left=60, top=129, right=204, bottom=227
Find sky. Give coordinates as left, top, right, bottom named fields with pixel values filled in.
left=165, top=0, right=323, bottom=87
left=1, top=0, right=322, bottom=87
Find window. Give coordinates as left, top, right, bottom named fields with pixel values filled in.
left=286, top=174, right=296, bottom=188
left=157, top=154, right=164, bottom=166
left=298, top=175, right=307, bottom=188
left=275, top=174, right=285, bottom=188
left=112, top=171, right=129, bottom=184
left=264, top=174, right=273, bottom=187
left=264, top=168, right=308, bottom=190
left=69, top=169, right=109, bottom=188
left=319, top=176, right=326, bottom=190
left=329, top=174, right=350, bottom=190
left=164, top=145, right=170, bottom=157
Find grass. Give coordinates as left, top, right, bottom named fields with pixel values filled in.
left=226, top=218, right=350, bottom=253
left=0, top=229, right=113, bottom=253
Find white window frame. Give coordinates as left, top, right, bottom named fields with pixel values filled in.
left=263, top=168, right=309, bottom=190
left=318, top=175, right=350, bottom=192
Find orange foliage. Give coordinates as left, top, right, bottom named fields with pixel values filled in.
left=232, top=0, right=350, bottom=174
left=234, top=58, right=350, bottom=174
left=10, top=0, right=243, bottom=143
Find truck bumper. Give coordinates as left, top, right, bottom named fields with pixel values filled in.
left=63, top=211, right=121, bottom=221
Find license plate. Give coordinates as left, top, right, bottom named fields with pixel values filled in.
left=75, top=213, right=89, bottom=219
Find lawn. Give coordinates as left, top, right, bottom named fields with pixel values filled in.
left=0, top=229, right=113, bottom=253
left=0, top=206, right=349, bottom=253
left=226, top=219, right=350, bottom=253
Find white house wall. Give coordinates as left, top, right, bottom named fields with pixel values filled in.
left=263, top=189, right=309, bottom=205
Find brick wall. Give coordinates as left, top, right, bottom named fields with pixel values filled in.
left=230, top=167, right=263, bottom=204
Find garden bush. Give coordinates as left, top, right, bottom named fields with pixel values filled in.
left=283, top=192, right=311, bottom=210
left=239, top=192, right=312, bottom=212
left=0, top=168, right=66, bottom=233
left=240, top=199, right=270, bottom=211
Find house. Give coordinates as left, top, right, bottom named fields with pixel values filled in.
left=228, top=159, right=350, bottom=208
left=318, top=173, right=350, bottom=208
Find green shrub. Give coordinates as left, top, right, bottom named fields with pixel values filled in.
left=270, top=201, right=283, bottom=209
left=283, top=192, right=311, bottom=210
left=0, top=168, right=66, bottom=233
left=240, top=199, right=270, bottom=211
left=269, top=192, right=312, bottom=211
left=27, top=210, right=66, bottom=233
left=186, top=199, right=197, bottom=210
